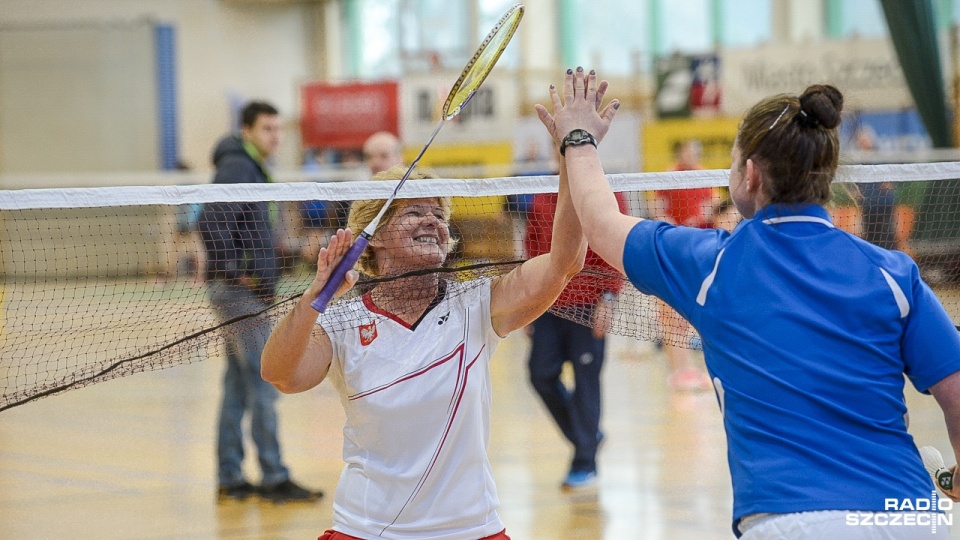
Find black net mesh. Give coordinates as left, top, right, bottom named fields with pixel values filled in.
left=1, top=165, right=959, bottom=411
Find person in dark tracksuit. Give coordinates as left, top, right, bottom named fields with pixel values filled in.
left=524, top=191, right=627, bottom=491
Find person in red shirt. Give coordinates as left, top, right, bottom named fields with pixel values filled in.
left=652, top=139, right=716, bottom=391
left=653, top=139, right=715, bottom=227
left=524, top=190, right=627, bottom=490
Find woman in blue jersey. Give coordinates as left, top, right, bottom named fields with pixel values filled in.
left=536, top=67, right=960, bottom=539
left=258, top=82, right=617, bottom=540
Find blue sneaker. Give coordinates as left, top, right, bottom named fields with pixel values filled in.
left=562, top=470, right=597, bottom=491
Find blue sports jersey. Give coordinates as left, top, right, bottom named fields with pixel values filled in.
left=623, top=203, right=960, bottom=529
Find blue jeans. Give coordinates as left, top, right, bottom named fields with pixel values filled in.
left=207, top=281, right=289, bottom=487
left=528, top=308, right=605, bottom=473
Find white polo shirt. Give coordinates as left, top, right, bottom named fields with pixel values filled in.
left=319, top=279, right=505, bottom=540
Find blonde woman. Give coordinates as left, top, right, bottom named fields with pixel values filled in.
left=261, top=102, right=612, bottom=540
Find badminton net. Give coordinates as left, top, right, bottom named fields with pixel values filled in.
left=1, top=161, right=959, bottom=411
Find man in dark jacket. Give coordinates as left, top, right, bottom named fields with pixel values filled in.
left=199, top=101, right=322, bottom=503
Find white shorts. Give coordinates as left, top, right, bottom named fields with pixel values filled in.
left=739, top=510, right=951, bottom=539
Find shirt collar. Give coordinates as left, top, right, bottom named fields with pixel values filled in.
left=754, top=203, right=833, bottom=227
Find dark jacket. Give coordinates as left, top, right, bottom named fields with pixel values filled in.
left=198, top=134, right=280, bottom=300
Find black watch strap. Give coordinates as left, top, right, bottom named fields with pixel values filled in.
left=560, top=129, right=598, bottom=156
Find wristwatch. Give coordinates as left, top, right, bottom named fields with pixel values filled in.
left=560, top=129, right=598, bottom=156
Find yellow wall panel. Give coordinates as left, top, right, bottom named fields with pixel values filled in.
left=403, top=142, right=514, bottom=219
left=642, top=117, right=741, bottom=172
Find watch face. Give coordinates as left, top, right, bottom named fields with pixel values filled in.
left=561, top=129, right=596, bottom=155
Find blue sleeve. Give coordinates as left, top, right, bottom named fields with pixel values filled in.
left=622, top=220, right=728, bottom=320
left=902, top=264, right=960, bottom=393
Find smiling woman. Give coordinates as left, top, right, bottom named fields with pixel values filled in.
left=348, top=166, right=456, bottom=282
left=259, top=142, right=593, bottom=538
left=341, top=166, right=458, bottom=326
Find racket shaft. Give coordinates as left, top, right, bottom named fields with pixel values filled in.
left=310, top=235, right=369, bottom=313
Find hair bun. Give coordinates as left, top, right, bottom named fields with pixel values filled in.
left=798, top=84, right=843, bottom=129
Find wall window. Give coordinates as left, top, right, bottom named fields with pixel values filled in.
left=400, top=0, right=470, bottom=71
left=839, top=0, right=887, bottom=38
left=566, top=0, right=772, bottom=71
left=567, top=0, right=650, bottom=75
left=357, top=0, right=401, bottom=78
left=354, top=0, right=776, bottom=78
left=478, top=0, right=521, bottom=68
left=354, top=0, right=529, bottom=77
left=722, top=0, right=772, bottom=48
left=661, top=0, right=711, bottom=53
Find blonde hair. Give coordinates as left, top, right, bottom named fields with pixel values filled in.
left=346, top=165, right=455, bottom=276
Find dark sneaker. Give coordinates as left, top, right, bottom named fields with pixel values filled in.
left=259, top=479, right=324, bottom=503
left=217, top=480, right=258, bottom=502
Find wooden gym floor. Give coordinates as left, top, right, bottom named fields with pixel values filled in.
left=0, top=310, right=957, bottom=539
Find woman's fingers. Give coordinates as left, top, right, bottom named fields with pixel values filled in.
left=600, top=99, right=620, bottom=122
left=596, top=79, right=608, bottom=110
left=546, top=68, right=618, bottom=141
left=534, top=103, right=557, bottom=141
left=316, top=229, right=353, bottom=279
left=333, top=229, right=353, bottom=258
left=337, top=269, right=359, bottom=296
left=549, top=82, right=562, bottom=111
left=585, top=69, right=597, bottom=107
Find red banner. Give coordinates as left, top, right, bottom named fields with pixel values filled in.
left=300, top=80, right=399, bottom=149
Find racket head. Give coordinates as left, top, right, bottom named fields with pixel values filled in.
left=442, top=3, right=524, bottom=120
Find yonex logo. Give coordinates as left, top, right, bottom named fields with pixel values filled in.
left=438, top=313, right=450, bottom=325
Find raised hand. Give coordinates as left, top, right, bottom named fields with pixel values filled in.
left=535, top=67, right=620, bottom=149
left=304, top=228, right=359, bottom=304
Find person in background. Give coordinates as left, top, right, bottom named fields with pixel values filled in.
left=198, top=100, right=323, bottom=504
left=505, top=138, right=554, bottom=260
left=362, top=131, right=403, bottom=176
left=652, top=140, right=715, bottom=228
left=304, top=133, right=405, bottom=267
left=855, top=126, right=898, bottom=250
left=300, top=147, right=337, bottom=269
left=300, top=147, right=335, bottom=228
left=539, top=67, right=960, bottom=538
left=652, top=139, right=714, bottom=391
left=525, top=186, right=627, bottom=491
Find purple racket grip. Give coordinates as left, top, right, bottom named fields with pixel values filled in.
left=310, top=234, right=369, bottom=313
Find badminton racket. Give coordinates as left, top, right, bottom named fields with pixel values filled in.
left=919, top=445, right=955, bottom=492
left=311, top=3, right=524, bottom=312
